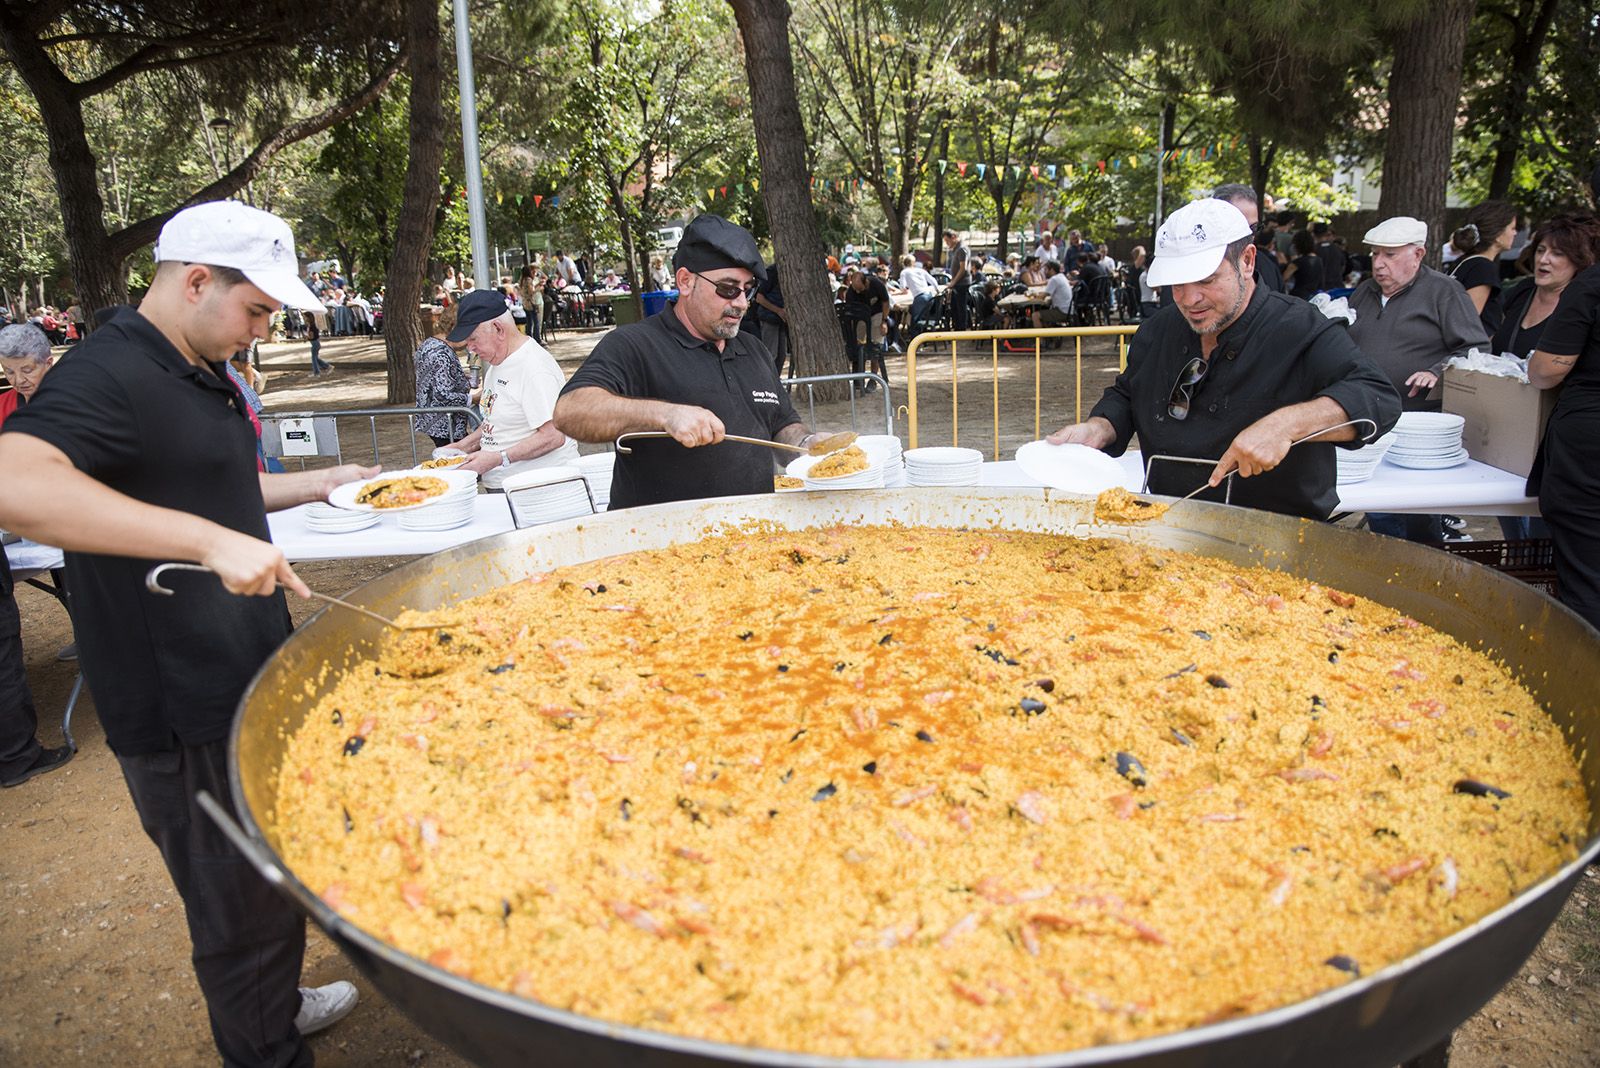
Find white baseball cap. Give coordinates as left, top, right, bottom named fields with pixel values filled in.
left=1364, top=216, right=1427, bottom=248
left=1145, top=199, right=1254, bottom=287
left=154, top=201, right=323, bottom=311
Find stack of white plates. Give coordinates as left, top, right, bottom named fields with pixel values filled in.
left=904, top=446, right=983, bottom=487
left=1385, top=412, right=1468, bottom=469
left=303, top=502, right=379, bottom=534
left=397, top=479, right=478, bottom=531
left=857, top=435, right=906, bottom=487
left=1336, top=432, right=1397, bottom=485
left=503, top=465, right=595, bottom=526
left=575, top=451, right=615, bottom=510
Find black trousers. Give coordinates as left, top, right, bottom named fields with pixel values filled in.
left=118, top=740, right=311, bottom=1068
left=1539, top=411, right=1600, bottom=630
left=0, top=566, right=43, bottom=779
left=951, top=282, right=972, bottom=331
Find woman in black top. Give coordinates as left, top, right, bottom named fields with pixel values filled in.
left=1283, top=229, right=1323, bottom=300
left=1447, top=200, right=1518, bottom=337
left=1492, top=214, right=1600, bottom=359
left=1527, top=217, right=1600, bottom=628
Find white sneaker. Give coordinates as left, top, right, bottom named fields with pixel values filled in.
left=294, top=980, right=358, bottom=1036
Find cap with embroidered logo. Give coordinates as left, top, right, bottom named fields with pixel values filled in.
left=1145, top=199, right=1254, bottom=287
left=154, top=201, right=322, bottom=311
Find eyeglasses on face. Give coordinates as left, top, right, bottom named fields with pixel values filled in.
left=694, top=272, right=758, bottom=300
left=1167, top=355, right=1209, bottom=420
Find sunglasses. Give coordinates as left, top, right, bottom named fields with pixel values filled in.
left=694, top=272, right=758, bottom=301
left=1167, top=355, right=1209, bottom=420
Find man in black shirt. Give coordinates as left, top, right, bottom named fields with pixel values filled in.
left=555, top=215, right=834, bottom=509
left=1048, top=198, right=1401, bottom=519
left=944, top=230, right=972, bottom=331
left=0, top=201, right=374, bottom=1066
left=840, top=266, right=890, bottom=386
left=1212, top=183, right=1284, bottom=294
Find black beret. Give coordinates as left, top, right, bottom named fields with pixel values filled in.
left=671, top=214, right=767, bottom=282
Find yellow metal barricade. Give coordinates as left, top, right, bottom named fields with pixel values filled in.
left=903, top=326, right=1137, bottom=456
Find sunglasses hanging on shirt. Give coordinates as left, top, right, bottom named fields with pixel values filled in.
left=1167, top=355, right=1211, bottom=420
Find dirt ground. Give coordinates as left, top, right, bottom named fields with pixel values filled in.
left=2, top=328, right=1594, bottom=1067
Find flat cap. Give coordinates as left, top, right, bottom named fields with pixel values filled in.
left=671, top=214, right=767, bottom=282
left=1364, top=217, right=1427, bottom=247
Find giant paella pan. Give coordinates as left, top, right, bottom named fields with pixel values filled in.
left=209, top=488, right=1600, bottom=1068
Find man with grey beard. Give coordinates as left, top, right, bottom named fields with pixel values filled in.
left=555, top=214, right=836, bottom=509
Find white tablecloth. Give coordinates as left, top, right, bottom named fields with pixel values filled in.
left=4, top=538, right=65, bottom=576
left=267, top=495, right=517, bottom=561
left=979, top=452, right=1538, bottom=517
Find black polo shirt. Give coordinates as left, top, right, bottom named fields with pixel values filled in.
left=560, top=302, right=801, bottom=509
left=1089, top=286, right=1401, bottom=519
left=1, top=311, right=290, bottom=755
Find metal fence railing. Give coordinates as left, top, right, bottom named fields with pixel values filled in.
left=782, top=372, right=895, bottom=437
left=259, top=406, right=483, bottom=470
left=903, top=326, right=1137, bottom=456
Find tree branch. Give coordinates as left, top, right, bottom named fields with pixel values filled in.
left=107, top=48, right=405, bottom=261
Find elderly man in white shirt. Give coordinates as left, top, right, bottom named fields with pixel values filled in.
left=1034, top=232, right=1062, bottom=265
left=898, top=253, right=939, bottom=323
left=444, top=289, right=579, bottom=488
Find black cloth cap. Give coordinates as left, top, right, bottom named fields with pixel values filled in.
left=671, top=214, right=768, bottom=282
left=447, top=289, right=509, bottom=343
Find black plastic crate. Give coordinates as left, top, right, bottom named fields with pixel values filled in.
left=1435, top=538, right=1559, bottom=597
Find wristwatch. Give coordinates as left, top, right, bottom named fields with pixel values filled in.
left=499, top=450, right=511, bottom=469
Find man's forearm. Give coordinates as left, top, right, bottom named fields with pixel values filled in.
left=1264, top=396, right=1358, bottom=442
left=503, top=421, right=568, bottom=463
left=554, top=387, right=683, bottom=443
left=259, top=469, right=331, bottom=512
left=775, top=422, right=812, bottom=447
left=0, top=436, right=226, bottom=561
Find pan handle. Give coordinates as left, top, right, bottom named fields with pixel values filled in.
left=196, top=789, right=345, bottom=931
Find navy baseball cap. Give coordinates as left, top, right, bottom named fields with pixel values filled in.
left=447, top=289, right=510, bottom=343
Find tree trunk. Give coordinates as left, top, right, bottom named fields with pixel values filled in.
left=0, top=23, right=126, bottom=312
left=1248, top=135, right=1277, bottom=212
left=383, top=0, right=445, bottom=404
left=991, top=185, right=1011, bottom=259
left=932, top=124, right=950, bottom=251
left=1487, top=0, right=1560, bottom=199
left=729, top=0, right=847, bottom=394
left=1379, top=0, right=1477, bottom=264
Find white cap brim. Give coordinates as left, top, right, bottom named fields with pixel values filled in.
left=1144, top=245, right=1228, bottom=288
left=244, top=268, right=324, bottom=312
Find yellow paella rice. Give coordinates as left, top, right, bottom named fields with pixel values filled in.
left=273, top=526, right=1588, bottom=1059
left=354, top=475, right=449, bottom=508
left=774, top=475, right=804, bottom=490
left=1094, top=487, right=1170, bottom=523
left=807, top=445, right=869, bottom=479
left=419, top=456, right=470, bottom=470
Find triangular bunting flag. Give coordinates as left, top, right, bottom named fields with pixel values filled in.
left=1129, top=156, right=1138, bottom=169
left=707, top=187, right=716, bottom=200
left=719, top=185, right=728, bottom=197
left=1200, top=146, right=1209, bottom=160
left=1046, top=164, right=1056, bottom=179
left=495, top=191, right=502, bottom=204
left=957, top=161, right=968, bottom=176
left=1113, top=159, right=1121, bottom=171
left=550, top=196, right=560, bottom=207
left=1066, top=164, right=1074, bottom=178
left=737, top=183, right=746, bottom=194
left=534, top=195, right=543, bottom=208
left=1029, top=165, right=1039, bottom=178
left=1010, top=165, right=1021, bottom=178
left=938, top=159, right=948, bottom=174
left=975, top=163, right=987, bottom=179
left=1097, top=160, right=1106, bottom=174
left=751, top=178, right=759, bottom=191
left=515, top=195, right=523, bottom=205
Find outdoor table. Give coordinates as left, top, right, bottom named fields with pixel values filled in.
left=997, top=289, right=1048, bottom=308
left=978, top=454, right=1539, bottom=517
left=4, top=538, right=84, bottom=750
left=267, top=493, right=517, bottom=561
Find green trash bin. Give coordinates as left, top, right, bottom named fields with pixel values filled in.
left=610, top=294, right=643, bottom=326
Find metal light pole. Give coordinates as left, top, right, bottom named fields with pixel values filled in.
left=453, top=0, right=491, bottom=287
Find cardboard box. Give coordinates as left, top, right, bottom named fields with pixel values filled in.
left=1442, top=367, right=1557, bottom=478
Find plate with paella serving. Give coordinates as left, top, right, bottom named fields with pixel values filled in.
left=328, top=468, right=478, bottom=513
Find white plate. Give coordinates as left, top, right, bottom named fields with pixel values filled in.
left=1395, top=412, right=1465, bottom=433
left=1014, top=440, right=1129, bottom=495
left=328, top=469, right=478, bottom=512
left=1386, top=449, right=1469, bottom=469
left=902, top=446, right=983, bottom=466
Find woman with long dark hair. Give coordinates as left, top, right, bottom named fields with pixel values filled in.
left=1447, top=200, right=1519, bottom=336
